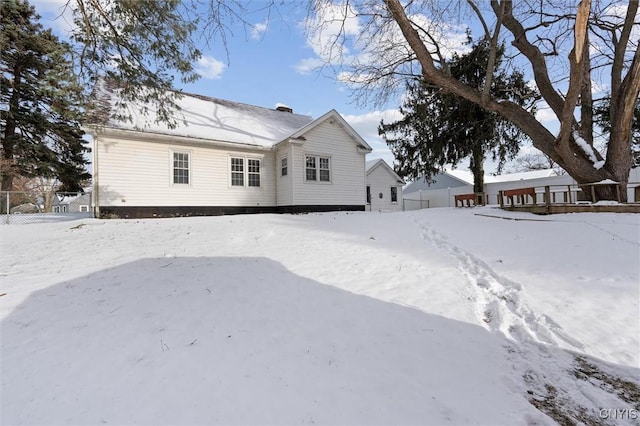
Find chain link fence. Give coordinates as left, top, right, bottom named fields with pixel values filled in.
left=1, top=191, right=92, bottom=225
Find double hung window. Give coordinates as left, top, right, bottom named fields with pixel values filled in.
left=305, top=155, right=331, bottom=182
left=230, top=157, right=261, bottom=187
left=173, top=151, right=190, bottom=184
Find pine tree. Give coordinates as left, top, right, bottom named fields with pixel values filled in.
left=379, top=37, right=538, bottom=193
left=0, top=0, right=90, bottom=192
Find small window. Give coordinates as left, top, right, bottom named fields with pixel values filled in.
left=391, top=187, right=398, bottom=203
left=366, top=186, right=371, bottom=204
left=306, top=156, right=316, bottom=181
left=231, top=157, right=244, bottom=186
left=53, top=206, right=60, bottom=213
left=281, top=157, right=288, bottom=177
left=319, top=157, right=330, bottom=182
left=248, top=159, right=261, bottom=187
left=173, top=151, right=190, bottom=184
left=79, top=205, right=89, bottom=212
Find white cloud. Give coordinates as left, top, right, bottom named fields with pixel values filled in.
left=295, top=2, right=361, bottom=73
left=342, top=109, right=404, bottom=166
left=251, top=20, right=268, bottom=40
left=195, top=55, right=226, bottom=80
left=31, top=0, right=76, bottom=36
left=294, top=57, right=325, bottom=75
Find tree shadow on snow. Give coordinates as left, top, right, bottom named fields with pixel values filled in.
left=1, top=257, right=637, bottom=425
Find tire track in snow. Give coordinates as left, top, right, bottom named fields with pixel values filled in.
left=414, top=218, right=584, bottom=351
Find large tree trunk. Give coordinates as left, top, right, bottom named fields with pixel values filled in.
left=469, top=145, right=484, bottom=194
left=384, top=0, right=639, bottom=202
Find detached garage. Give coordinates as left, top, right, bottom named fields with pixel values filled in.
left=366, top=159, right=404, bottom=212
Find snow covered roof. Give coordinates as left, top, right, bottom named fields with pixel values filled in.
left=403, top=168, right=559, bottom=193
left=437, top=168, right=558, bottom=185
left=484, top=168, right=557, bottom=183
left=87, top=81, right=314, bottom=148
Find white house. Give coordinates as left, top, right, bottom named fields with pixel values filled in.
left=52, top=193, right=92, bottom=213
left=85, top=83, right=372, bottom=218
left=365, top=159, right=404, bottom=212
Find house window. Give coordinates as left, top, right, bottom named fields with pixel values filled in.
left=366, top=186, right=371, bottom=204
left=79, top=205, right=89, bottom=212
left=306, top=156, right=316, bottom=181
left=248, top=159, right=261, bottom=187
left=173, top=151, right=190, bottom=184
left=305, top=155, right=331, bottom=182
left=281, top=157, right=288, bottom=177
left=53, top=206, right=60, bottom=213
left=319, top=157, right=330, bottom=182
left=231, top=157, right=244, bottom=186
left=230, top=157, right=261, bottom=187
left=391, top=186, right=398, bottom=203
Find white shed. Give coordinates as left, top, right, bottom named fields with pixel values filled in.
left=365, top=159, right=404, bottom=212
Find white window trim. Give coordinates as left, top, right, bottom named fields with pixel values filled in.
left=79, top=205, right=89, bottom=212
left=170, top=149, right=192, bottom=186
left=280, top=156, right=288, bottom=177
left=304, top=153, right=332, bottom=184
left=391, top=186, right=399, bottom=204
left=229, top=155, right=263, bottom=188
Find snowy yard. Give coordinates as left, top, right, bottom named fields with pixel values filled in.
left=1, top=207, right=638, bottom=425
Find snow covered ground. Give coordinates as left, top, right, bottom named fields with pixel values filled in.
left=1, top=207, right=638, bottom=425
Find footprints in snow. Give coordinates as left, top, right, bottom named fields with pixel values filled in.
left=415, top=219, right=583, bottom=351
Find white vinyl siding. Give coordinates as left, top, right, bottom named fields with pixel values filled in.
left=291, top=121, right=366, bottom=206
left=276, top=146, right=294, bottom=206
left=96, top=135, right=275, bottom=207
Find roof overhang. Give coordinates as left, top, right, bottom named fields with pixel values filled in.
left=275, top=110, right=373, bottom=152
left=87, top=125, right=273, bottom=151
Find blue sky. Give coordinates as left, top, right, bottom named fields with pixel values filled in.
left=32, top=0, right=404, bottom=166
left=31, top=0, right=584, bottom=174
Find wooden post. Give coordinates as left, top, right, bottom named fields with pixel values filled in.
left=567, top=185, right=572, bottom=203
left=498, top=190, right=504, bottom=208
left=591, top=185, right=596, bottom=203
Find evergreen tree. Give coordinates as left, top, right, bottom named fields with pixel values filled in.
left=379, top=37, right=538, bottom=193
left=0, top=0, right=90, bottom=192
left=593, top=97, right=640, bottom=168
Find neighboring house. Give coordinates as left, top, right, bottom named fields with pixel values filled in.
left=85, top=84, right=372, bottom=218
left=365, top=159, right=404, bottom=212
left=52, top=193, right=92, bottom=213
left=403, top=168, right=575, bottom=208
